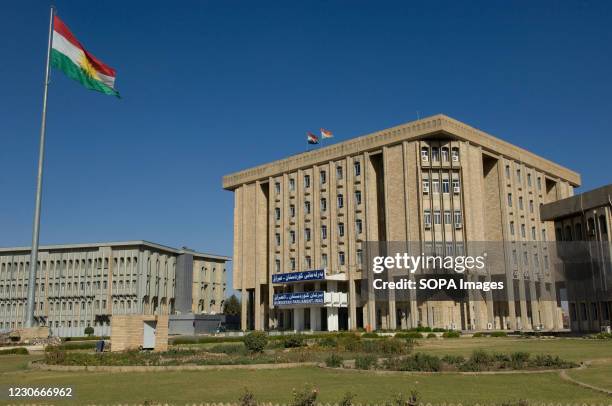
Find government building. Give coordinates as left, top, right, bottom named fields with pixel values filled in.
left=0, top=241, right=230, bottom=337
left=541, top=184, right=612, bottom=333
left=223, top=114, right=581, bottom=332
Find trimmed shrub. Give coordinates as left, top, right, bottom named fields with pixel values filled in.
left=442, top=330, right=461, bottom=338
left=282, top=334, right=306, bottom=348
left=317, top=336, right=338, bottom=348
left=384, top=353, right=442, bottom=372
left=510, top=351, right=530, bottom=368
left=426, top=333, right=437, bottom=338
left=84, top=326, right=94, bottom=336
left=491, top=331, right=508, bottom=337
left=207, top=344, right=246, bottom=355
left=432, top=328, right=446, bottom=332
left=472, top=332, right=485, bottom=338
left=0, top=347, right=28, bottom=355
left=243, top=331, right=267, bottom=353
left=361, top=332, right=379, bottom=339
left=395, top=332, right=424, bottom=339
left=238, top=388, right=257, bottom=406
left=441, top=354, right=465, bottom=365
left=325, top=353, right=343, bottom=367
left=354, top=354, right=377, bottom=370
left=339, top=392, right=356, bottom=406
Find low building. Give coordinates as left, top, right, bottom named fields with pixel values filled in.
left=0, top=241, right=230, bottom=337
left=540, top=184, right=612, bottom=332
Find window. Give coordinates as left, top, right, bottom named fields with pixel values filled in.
left=304, top=174, right=311, bottom=188
left=441, top=147, right=449, bottom=161
left=289, top=204, right=295, bottom=218
left=421, top=147, right=429, bottom=161
left=442, top=179, right=450, bottom=194
left=451, top=147, right=459, bottom=162
left=432, top=147, right=440, bottom=161
left=434, top=210, right=441, bottom=225
left=305, top=256, right=312, bottom=269
left=575, top=223, right=583, bottom=240
left=544, top=255, right=549, bottom=269
left=275, top=207, right=281, bottom=220
left=537, top=177, right=542, bottom=191
left=356, top=249, right=363, bottom=266
left=521, top=224, right=526, bottom=238
left=424, top=210, right=432, bottom=227
left=275, top=182, right=280, bottom=194
left=518, top=196, right=524, bottom=210
left=304, top=200, right=311, bottom=214
left=305, top=228, right=311, bottom=241
left=432, top=179, right=440, bottom=193
left=336, top=165, right=343, bottom=179
left=320, top=198, right=327, bottom=212
left=444, top=210, right=452, bottom=224
left=414, top=174, right=428, bottom=194
left=321, top=225, right=327, bottom=240
left=507, top=193, right=513, bottom=207
left=452, top=179, right=460, bottom=193
left=289, top=178, right=295, bottom=191
left=337, top=194, right=344, bottom=208
left=275, top=233, right=281, bottom=246
left=338, top=251, right=345, bottom=266
left=454, top=210, right=462, bottom=227
left=527, top=173, right=532, bottom=187
left=529, top=200, right=534, bottom=213
left=290, top=230, right=296, bottom=244
left=600, top=215, right=608, bottom=234
left=290, top=258, right=296, bottom=270
left=512, top=249, right=518, bottom=265
left=338, top=222, right=345, bottom=237
left=523, top=251, right=528, bottom=265
left=516, top=169, right=521, bottom=183
left=355, top=219, right=363, bottom=234
left=541, top=229, right=547, bottom=241
left=354, top=161, right=361, bottom=176
left=505, top=165, right=510, bottom=178
left=355, top=190, right=362, bottom=205
left=531, top=226, right=536, bottom=240
left=322, top=253, right=328, bottom=267
left=320, top=170, right=327, bottom=185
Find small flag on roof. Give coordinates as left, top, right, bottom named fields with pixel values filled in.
left=320, top=128, right=333, bottom=138
left=307, top=132, right=319, bottom=144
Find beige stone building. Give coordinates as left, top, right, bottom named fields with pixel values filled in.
left=224, top=114, right=581, bottom=332
left=0, top=241, right=229, bottom=337
left=541, top=184, right=612, bottom=332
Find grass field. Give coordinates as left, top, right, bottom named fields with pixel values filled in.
left=1, top=337, right=611, bottom=404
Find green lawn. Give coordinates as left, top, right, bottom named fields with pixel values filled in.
left=0, top=338, right=611, bottom=404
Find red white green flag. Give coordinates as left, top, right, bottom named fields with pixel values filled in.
left=51, top=15, right=120, bottom=97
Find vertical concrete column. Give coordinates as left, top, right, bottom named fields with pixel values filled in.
left=485, top=276, right=495, bottom=328
left=241, top=287, right=248, bottom=331
left=327, top=281, right=339, bottom=331
left=505, top=276, right=517, bottom=330
left=529, top=281, right=540, bottom=329
left=349, top=278, right=357, bottom=330
left=518, top=279, right=528, bottom=329
left=293, top=284, right=304, bottom=331
left=310, top=281, right=321, bottom=331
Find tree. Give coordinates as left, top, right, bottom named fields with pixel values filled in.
left=223, top=294, right=241, bottom=316
left=84, top=326, right=94, bottom=336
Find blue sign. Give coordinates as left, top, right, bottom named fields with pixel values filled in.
left=272, top=269, right=325, bottom=284
left=273, top=291, right=325, bottom=306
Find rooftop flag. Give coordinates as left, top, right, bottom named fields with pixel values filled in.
left=307, top=132, right=319, bottom=144
left=320, top=128, right=333, bottom=138
left=51, top=15, right=120, bottom=97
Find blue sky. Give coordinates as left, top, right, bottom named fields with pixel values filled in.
left=1, top=1, right=611, bottom=291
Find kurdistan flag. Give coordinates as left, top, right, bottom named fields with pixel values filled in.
left=51, top=15, right=120, bottom=97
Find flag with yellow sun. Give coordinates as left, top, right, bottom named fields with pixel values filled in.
left=51, top=15, right=120, bottom=97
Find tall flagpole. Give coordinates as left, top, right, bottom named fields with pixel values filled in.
left=26, top=6, right=55, bottom=328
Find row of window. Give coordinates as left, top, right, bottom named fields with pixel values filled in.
left=422, top=178, right=461, bottom=194
left=275, top=249, right=363, bottom=272
left=276, top=219, right=364, bottom=246
left=557, top=216, right=608, bottom=241
left=421, top=146, right=460, bottom=162
left=505, top=165, right=542, bottom=191
left=274, top=191, right=362, bottom=220
left=510, top=249, right=549, bottom=270
left=423, top=210, right=463, bottom=228
left=507, top=193, right=538, bottom=213
left=509, top=222, right=547, bottom=241
left=274, top=161, right=362, bottom=194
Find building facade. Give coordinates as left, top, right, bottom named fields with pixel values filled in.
left=0, top=241, right=229, bottom=337
left=541, top=185, right=612, bottom=332
left=224, top=114, right=580, bottom=332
